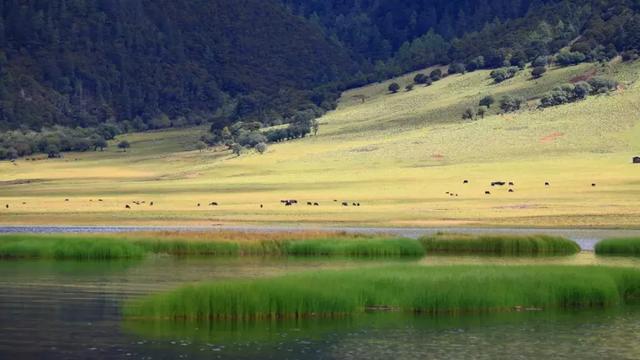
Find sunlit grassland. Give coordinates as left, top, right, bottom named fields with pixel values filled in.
left=1, top=62, right=640, bottom=227
left=419, top=233, right=580, bottom=255
left=123, top=265, right=640, bottom=321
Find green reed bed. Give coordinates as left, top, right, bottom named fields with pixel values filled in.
left=595, top=238, right=640, bottom=256
left=0, top=233, right=424, bottom=259
left=0, top=234, right=145, bottom=260
left=124, top=265, right=640, bottom=321
left=419, top=233, right=580, bottom=255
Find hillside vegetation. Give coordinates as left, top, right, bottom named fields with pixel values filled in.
left=1, top=60, right=639, bottom=227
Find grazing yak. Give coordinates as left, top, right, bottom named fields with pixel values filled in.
left=314, top=203, right=319, bottom=206
left=463, top=180, right=469, bottom=184
left=545, top=182, right=550, bottom=186
left=485, top=191, right=491, bottom=195
left=209, top=202, right=218, bottom=206
left=491, top=181, right=506, bottom=186
left=509, top=189, right=515, bottom=193
left=125, top=205, right=131, bottom=209
left=342, top=202, right=349, bottom=206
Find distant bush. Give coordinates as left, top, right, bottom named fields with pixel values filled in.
left=490, top=66, right=519, bottom=83
left=531, top=66, right=547, bottom=79
left=448, top=63, right=466, bottom=75
left=430, top=69, right=442, bottom=81
left=555, top=50, right=586, bottom=66
left=479, top=95, right=495, bottom=108
left=388, top=82, right=400, bottom=93
left=405, top=84, right=414, bottom=91
left=118, top=140, right=131, bottom=152
left=414, top=73, right=429, bottom=84
left=462, top=108, right=475, bottom=120
left=532, top=56, right=549, bottom=68
left=499, top=95, right=524, bottom=113
left=255, top=142, right=268, bottom=154
left=540, top=77, right=616, bottom=108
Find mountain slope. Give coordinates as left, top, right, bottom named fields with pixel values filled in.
left=0, top=0, right=355, bottom=131
left=1, top=60, right=639, bottom=227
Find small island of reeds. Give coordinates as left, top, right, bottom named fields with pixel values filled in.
left=595, top=237, right=640, bottom=256
left=0, top=231, right=425, bottom=260
left=419, top=233, right=580, bottom=255
left=123, top=265, right=640, bottom=321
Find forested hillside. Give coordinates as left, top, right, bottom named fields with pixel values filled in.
left=0, top=0, right=354, bottom=132
left=1, top=0, right=640, bottom=160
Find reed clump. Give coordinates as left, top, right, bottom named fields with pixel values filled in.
left=124, top=265, right=640, bottom=321
left=0, top=234, right=146, bottom=260
left=0, top=231, right=424, bottom=259
left=419, top=233, right=580, bottom=255
left=595, top=237, right=640, bottom=256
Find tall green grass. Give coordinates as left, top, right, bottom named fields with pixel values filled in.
left=124, top=265, right=640, bottom=321
left=595, top=237, right=640, bottom=256
left=0, top=233, right=424, bottom=259
left=0, top=234, right=145, bottom=260
left=419, top=233, right=580, bottom=255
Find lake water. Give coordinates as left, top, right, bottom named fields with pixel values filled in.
left=2, top=253, right=640, bottom=359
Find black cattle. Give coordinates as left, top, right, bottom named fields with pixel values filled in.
left=125, top=205, right=131, bottom=209
left=509, top=189, right=514, bottom=193
left=98, top=199, right=103, bottom=202
left=342, top=202, right=349, bottom=206
left=463, top=180, right=469, bottom=184
left=209, top=202, right=218, bottom=206
left=545, top=182, right=550, bottom=186
left=5, top=204, right=8, bottom=209
left=291, top=200, right=298, bottom=204
left=260, top=204, right=264, bottom=208
left=285, top=202, right=292, bottom=206
left=485, top=191, right=491, bottom=195
left=307, top=202, right=313, bottom=206
left=491, top=181, right=506, bottom=186
left=592, top=183, right=597, bottom=187
left=313, top=203, right=319, bottom=206
left=65, top=199, right=69, bottom=202
left=508, top=182, right=514, bottom=186
left=197, top=203, right=201, bottom=207
left=150, top=202, right=154, bottom=206
left=356, top=203, right=361, bottom=206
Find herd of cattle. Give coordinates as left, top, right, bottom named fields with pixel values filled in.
left=3, top=179, right=599, bottom=210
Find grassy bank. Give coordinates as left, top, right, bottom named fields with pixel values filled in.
left=0, top=234, right=145, bottom=260
left=124, top=265, right=640, bottom=321
left=595, top=238, right=640, bottom=256
left=419, top=233, right=580, bottom=255
left=0, top=231, right=424, bottom=259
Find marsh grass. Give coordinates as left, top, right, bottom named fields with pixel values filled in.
left=124, top=265, right=640, bottom=321
left=419, top=233, right=580, bottom=255
left=595, top=238, right=640, bottom=256
left=0, top=234, right=145, bottom=260
left=0, top=231, right=424, bottom=259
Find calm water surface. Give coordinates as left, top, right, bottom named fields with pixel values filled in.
left=2, top=253, right=640, bottom=359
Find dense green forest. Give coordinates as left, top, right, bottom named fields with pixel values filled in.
left=0, top=0, right=639, bottom=159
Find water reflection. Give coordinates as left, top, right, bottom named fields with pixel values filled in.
left=2, top=253, right=640, bottom=359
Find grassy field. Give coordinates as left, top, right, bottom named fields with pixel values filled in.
left=0, top=231, right=424, bottom=259
left=124, top=265, right=640, bottom=321
left=420, top=233, right=580, bottom=255
left=2, top=61, right=640, bottom=228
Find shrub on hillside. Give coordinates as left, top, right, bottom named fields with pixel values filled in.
left=531, top=66, right=547, bottom=79
left=499, top=95, right=524, bottom=113
left=490, top=66, right=519, bottom=83
left=479, top=95, right=495, bottom=108
left=388, top=82, right=400, bottom=93
left=555, top=50, right=586, bottom=66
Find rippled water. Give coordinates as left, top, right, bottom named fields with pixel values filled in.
left=2, top=254, right=640, bottom=359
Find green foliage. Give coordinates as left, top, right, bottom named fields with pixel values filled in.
left=595, top=238, right=640, bottom=256
left=419, top=233, right=580, bottom=255
left=479, top=95, right=495, bottom=108
left=556, top=50, right=587, bottom=66
left=0, top=235, right=145, bottom=260
left=540, top=77, right=616, bottom=108
left=255, top=142, right=268, bottom=154
left=490, top=67, right=519, bottom=83
left=462, top=108, right=476, bottom=120
left=531, top=66, right=547, bottom=79
left=388, top=82, right=400, bottom=93
left=124, top=265, right=640, bottom=321
left=448, top=63, right=466, bottom=74
left=499, top=95, right=524, bottom=113
left=283, top=238, right=424, bottom=257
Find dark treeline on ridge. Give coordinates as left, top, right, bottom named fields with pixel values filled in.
left=1, top=0, right=640, bottom=159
